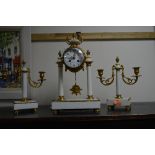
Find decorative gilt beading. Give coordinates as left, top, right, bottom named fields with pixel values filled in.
left=87, top=95, right=94, bottom=100
left=85, top=50, right=93, bottom=67
left=20, top=97, right=34, bottom=103
left=57, top=51, right=63, bottom=67
left=58, top=96, right=64, bottom=101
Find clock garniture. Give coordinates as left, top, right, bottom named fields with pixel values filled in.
left=97, top=57, right=141, bottom=111
left=14, top=61, right=46, bottom=115
left=51, top=32, right=100, bottom=114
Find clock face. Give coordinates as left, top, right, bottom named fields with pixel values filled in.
left=63, top=48, right=85, bottom=69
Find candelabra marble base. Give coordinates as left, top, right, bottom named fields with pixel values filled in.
left=106, top=98, right=131, bottom=111
left=51, top=99, right=101, bottom=114
left=14, top=100, right=38, bottom=115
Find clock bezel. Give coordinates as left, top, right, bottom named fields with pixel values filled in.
left=63, top=47, right=86, bottom=73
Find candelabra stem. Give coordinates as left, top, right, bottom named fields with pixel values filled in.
left=116, top=69, right=121, bottom=98
left=22, top=66, right=28, bottom=100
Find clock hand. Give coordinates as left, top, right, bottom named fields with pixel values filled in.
left=73, top=52, right=76, bottom=60
left=73, top=52, right=76, bottom=57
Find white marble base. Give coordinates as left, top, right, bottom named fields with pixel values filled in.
left=14, top=100, right=38, bottom=111
left=106, top=98, right=131, bottom=106
left=51, top=99, right=101, bottom=110
left=106, top=98, right=131, bottom=110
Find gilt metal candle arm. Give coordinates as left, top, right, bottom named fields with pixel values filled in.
left=27, top=68, right=46, bottom=88
left=97, top=57, right=141, bottom=99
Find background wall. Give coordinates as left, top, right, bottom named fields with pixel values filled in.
left=31, top=26, right=155, bottom=105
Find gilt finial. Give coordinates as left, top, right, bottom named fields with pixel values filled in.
left=116, top=57, right=119, bottom=63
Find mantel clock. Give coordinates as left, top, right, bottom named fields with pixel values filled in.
left=51, top=32, right=101, bottom=114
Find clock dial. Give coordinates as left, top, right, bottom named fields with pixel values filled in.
left=64, top=48, right=85, bottom=69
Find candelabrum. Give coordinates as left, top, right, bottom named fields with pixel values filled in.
left=21, top=61, right=46, bottom=102
left=97, top=57, right=141, bottom=99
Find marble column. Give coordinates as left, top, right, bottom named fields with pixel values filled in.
left=57, top=62, right=64, bottom=101
left=22, top=64, right=28, bottom=100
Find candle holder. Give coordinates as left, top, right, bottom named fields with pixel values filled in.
left=13, top=61, right=46, bottom=115
left=27, top=69, right=46, bottom=88
left=97, top=57, right=141, bottom=111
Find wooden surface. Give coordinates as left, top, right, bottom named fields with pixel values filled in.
left=0, top=102, right=155, bottom=128
left=32, top=32, right=155, bottom=42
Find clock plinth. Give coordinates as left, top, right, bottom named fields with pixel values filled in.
left=51, top=99, right=101, bottom=113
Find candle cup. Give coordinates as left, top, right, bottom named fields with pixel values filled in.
left=39, top=71, right=46, bottom=82
left=133, top=67, right=140, bottom=76
left=97, top=69, right=104, bottom=77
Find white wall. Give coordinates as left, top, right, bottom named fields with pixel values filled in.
left=31, top=26, right=155, bottom=105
